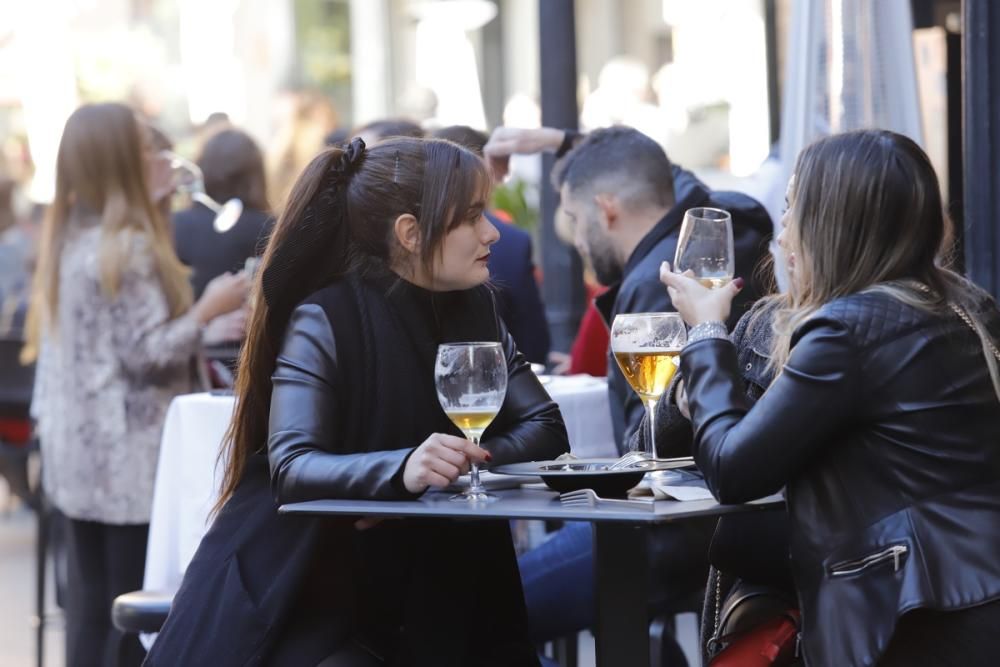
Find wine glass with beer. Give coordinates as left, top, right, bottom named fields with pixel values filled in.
left=674, top=207, right=735, bottom=288
left=435, top=342, right=508, bottom=502
left=610, top=313, right=687, bottom=460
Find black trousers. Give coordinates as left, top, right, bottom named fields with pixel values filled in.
left=64, top=518, right=148, bottom=667
left=879, top=598, right=1000, bottom=666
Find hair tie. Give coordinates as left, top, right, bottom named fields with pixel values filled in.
left=339, top=137, right=366, bottom=175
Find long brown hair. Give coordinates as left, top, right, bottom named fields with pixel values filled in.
left=22, top=102, right=191, bottom=362
left=773, top=130, right=999, bottom=398
left=215, top=136, right=489, bottom=512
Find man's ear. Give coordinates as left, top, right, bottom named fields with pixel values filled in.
left=593, top=193, right=620, bottom=230
left=393, top=213, right=421, bottom=254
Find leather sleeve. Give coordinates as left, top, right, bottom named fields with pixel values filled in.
left=682, top=317, right=859, bottom=503
left=483, top=319, right=570, bottom=465
left=267, top=304, right=416, bottom=504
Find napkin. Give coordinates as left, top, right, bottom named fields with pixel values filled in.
left=630, top=470, right=716, bottom=502
left=646, top=484, right=716, bottom=501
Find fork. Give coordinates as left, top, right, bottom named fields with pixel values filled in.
left=559, top=488, right=654, bottom=509
left=607, top=451, right=649, bottom=471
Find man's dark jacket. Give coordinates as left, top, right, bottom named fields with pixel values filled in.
left=595, top=165, right=773, bottom=451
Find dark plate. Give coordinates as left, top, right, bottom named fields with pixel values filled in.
left=491, top=458, right=694, bottom=498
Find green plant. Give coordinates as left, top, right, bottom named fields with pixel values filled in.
left=490, top=179, right=538, bottom=231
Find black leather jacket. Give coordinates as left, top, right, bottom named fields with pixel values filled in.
left=682, top=289, right=1000, bottom=667
left=268, top=297, right=568, bottom=503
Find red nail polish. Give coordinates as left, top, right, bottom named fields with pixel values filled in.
left=733, top=277, right=745, bottom=290
left=485, top=452, right=493, bottom=462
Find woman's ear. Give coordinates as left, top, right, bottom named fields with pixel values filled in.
left=393, top=213, right=421, bottom=255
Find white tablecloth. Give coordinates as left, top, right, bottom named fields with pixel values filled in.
left=543, top=374, right=616, bottom=458
left=143, top=375, right=614, bottom=594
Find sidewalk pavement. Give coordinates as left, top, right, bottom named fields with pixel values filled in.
left=0, top=486, right=64, bottom=667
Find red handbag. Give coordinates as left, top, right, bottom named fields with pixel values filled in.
left=707, top=580, right=801, bottom=667
left=709, top=610, right=800, bottom=666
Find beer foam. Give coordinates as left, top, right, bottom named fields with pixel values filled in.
left=611, top=346, right=682, bottom=354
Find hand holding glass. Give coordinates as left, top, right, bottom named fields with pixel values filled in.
left=435, top=343, right=507, bottom=502
left=674, top=207, right=735, bottom=288
left=610, top=313, right=687, bottom=460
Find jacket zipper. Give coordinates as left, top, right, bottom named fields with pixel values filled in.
left=829, top=544, right=908, bottom=577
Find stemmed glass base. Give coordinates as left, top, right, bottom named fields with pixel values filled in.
left=450, top=442, right=496, bottom=503
left=642, top=398, right=679, bottom=484
left=450, top=487, right=496, bottom=503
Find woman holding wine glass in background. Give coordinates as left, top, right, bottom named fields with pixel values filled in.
left=660, top=129, right=1000, bottom=666
left=22, top=102, right=249, bottom=667
left=145, top=136, right=568, bottom=666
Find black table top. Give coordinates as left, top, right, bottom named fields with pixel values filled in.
left=279, top=486, right=784, bottom=523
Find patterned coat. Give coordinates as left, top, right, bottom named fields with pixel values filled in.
left=32, top=210, right=201, bottom=524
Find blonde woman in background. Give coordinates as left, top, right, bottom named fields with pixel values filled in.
left=23, top=102, right=248, bottom=667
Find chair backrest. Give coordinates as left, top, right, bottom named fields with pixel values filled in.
left=0, top=337, right=34, bottom=419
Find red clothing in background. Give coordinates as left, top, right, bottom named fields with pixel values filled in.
left=569, top=285, right=609, bottom=376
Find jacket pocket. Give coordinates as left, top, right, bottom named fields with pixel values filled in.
left=829, top=544, right=909, bottom=577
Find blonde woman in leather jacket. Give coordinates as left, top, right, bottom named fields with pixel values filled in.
left=662, top=129, right=1000, bottom=667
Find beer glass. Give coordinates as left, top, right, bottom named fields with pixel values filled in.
left=435, top=342, right=508, bottom=502
left=674, top=207, right=735, bottom=288
left=610, top=313, right=687, bottom=459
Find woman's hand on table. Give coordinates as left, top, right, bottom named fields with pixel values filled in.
left=402, top=433, right=491, bottom=494
left=659, top=261, right=744, bottom=327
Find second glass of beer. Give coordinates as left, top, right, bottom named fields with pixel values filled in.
left=611, top=313, right=687, bottom=459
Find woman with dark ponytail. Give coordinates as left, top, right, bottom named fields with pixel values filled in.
left=145, top=137, right=568, bottom=666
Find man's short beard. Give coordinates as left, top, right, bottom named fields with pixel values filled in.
left=591, top=252, right=623, bottom=286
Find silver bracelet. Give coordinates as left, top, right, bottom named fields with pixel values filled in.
left=687, top=320, right=730, bottom=345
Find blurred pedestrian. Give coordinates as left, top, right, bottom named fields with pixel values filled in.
left=23, top=102, right=249, bottom=667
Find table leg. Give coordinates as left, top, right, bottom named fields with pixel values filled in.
left=593, top=523, right=650, bottom=667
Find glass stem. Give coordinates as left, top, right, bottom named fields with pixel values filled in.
left=646, top=399, right=658, bottom=459
left=469, top=437, right=484, bottom=492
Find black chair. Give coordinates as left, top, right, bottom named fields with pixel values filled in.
left=111, top=590, right=173, bottom=635
left=0, top=335, right=50, bottom=667
left=111, top=590, right=173, bottom=664
left=0, top=335, right=36, bottom=510
left=552, top=587, right=704, bottom=667
left=649, top=588, right=705, bottom=667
